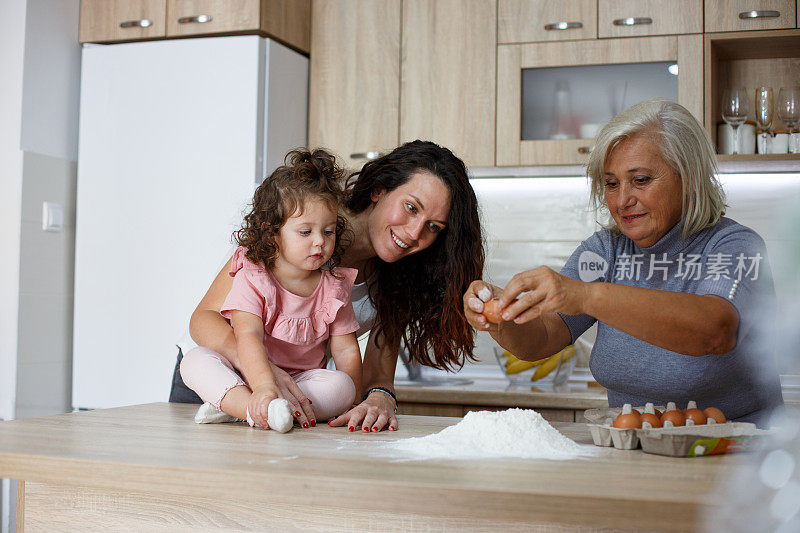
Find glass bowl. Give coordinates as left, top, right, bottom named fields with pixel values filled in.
left=494, top=344, right=577, bottom=386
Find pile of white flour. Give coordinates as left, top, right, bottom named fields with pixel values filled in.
left=385, top=408, right=587, bottom=460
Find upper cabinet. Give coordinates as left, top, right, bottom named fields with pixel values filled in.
left=79, top=0, right=311, bottom=53
left=498, top=0, right=597, bottom=43
left=165, top=0, right=261, bottom=37
left=309, top=0, right=496, bottom=168
left=598, top=0, right=703, bottom=38
left=308, top=0, right=401, bottom=166
left=705, top=0, right=798, bottom=33
left=79, top=0, right=167, bottom=43
left=497, top=35, right=703, bottom=166
left=400, top=0, right=496, bottom=167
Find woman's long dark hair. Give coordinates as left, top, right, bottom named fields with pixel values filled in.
left=345, top=140, right=485, bottom=370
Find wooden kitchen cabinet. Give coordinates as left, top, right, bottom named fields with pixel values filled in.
left=705, top=0, right=798, bottom=33
left=79, top=0, right=167, bottom=43
left=598, top=0, right=703, bottom=38
left=309, top=0, right=495, bottom=168
left=308, top=0, right=401, bottom=166
left=80, top=0, right=310, bottom=53
left=165, top=0, right=260, bottom=37
left=705, top=28, right=800, bottom=160
left=401, top=0, right=496, bottom=167
left=498, top=0, right=597, bottom=44
left=497, top=35, right=703, bottom=166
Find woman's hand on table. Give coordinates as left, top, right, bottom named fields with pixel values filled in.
left=328, top=390, right=398, bottom=433
left=463, top=280, right=503, bottom=330
left=498, top=266, right=589, bottom=323
left=269, top=362, right=316, bottom=428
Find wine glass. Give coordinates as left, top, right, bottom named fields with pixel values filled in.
left=777, top=87, right=800, bottom=153
left=755, top=86, right=774, bottom=135
left=721, top=87, right=749, bottom=155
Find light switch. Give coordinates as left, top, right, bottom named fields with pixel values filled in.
left=42, top=201, right=64, bottom=232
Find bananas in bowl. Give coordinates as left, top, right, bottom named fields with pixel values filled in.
left=495, top=345, right=577, bottom=386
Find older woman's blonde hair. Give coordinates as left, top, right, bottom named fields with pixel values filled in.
left=587, top=98, right=726, bottom=240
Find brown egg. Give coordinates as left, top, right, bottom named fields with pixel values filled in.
left=684, top=401, right=707, bottom=426
left=640, top=403, right=663, bottom=428
left=703, top=407, right=726, bottom=424
left=661, top=402, right=685, bottom=427
left=612, top=404, right=642, bottom=429
left=640, top=412, right=663, bottom=428
left=481, top=299, right=504, bottom=324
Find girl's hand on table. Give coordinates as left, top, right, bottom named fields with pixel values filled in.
left=328, top=390, right=398, bottom=433
left=269, top=362, right=315, bottom=428
left=463, top=280, right=503, bottom=330
left=499, top=266, right=588, bottom=323
left=247, top=383, right=281, bottom=429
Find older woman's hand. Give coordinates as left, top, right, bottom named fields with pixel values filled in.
left=498, top=266, right=589, bottom=324
left=463, top=279, right=503, bottom=330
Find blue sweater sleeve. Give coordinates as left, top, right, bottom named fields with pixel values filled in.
left=557, top=230, right=612, bottom=343
left=695, top=224, right=776, bottom=343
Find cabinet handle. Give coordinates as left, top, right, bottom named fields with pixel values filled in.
left=613, top=17, right=653, bottom=26
left=578, top=146, right=594, bottom=154
left=177, top=15, right=213, bottom=24
left=738, top=10, right=780, bottom=20
left=350, top=152, right=385, bottom=160
left=544, top=21, right=583, bottom=31
left=119, top=19, right=153, bottom=29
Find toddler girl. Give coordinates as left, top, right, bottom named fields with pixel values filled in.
left=181, top=149, right=362, bottom=430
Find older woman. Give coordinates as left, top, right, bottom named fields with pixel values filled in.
left=181, top=140, right=484, bottom=432
left=465, top=99, right=783, bottom=425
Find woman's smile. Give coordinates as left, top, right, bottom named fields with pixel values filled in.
left=390, top=229, right=410, bottom=249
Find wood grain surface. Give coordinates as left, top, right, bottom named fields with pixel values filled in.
left=0, top=403, right=741, bottom=531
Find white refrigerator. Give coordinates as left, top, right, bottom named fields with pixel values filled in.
left=73, top=36, right=308, bottom=409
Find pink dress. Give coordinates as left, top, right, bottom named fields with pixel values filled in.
left=220, top=246, right=359, bottom=374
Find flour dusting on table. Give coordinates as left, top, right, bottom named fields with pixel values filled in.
left=385, top=408, right=589, bottom=460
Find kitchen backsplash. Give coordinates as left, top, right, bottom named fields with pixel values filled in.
left=466, top=172, right=800, bottom=376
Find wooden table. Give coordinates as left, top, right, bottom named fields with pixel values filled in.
left=1, top=403, right=740, bottom=531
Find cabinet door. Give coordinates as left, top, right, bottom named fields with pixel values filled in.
left=401, top=0, right=496, bottom=167
left=705, top=0, right=797, bottom=32
left=497, top=36, right=703, bottom=166
left=166, top=0, right=260, bottom=37
left=309, top=0, right=400, bottom=166
left=80, top=0, right=167, bottom=43
left=499, top=0, right=597, bottom=43
left=598, top=0, right=702, bottom=38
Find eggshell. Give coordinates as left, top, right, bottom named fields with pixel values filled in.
left=703, top=407, right=726, bottom=424
left=640, top=412, right=663, bottom=428
left=661, top=409, right=686, bottom=427
left=613, top=413, right=642, bottom=429
left=481, top=299, right=504, bottom=324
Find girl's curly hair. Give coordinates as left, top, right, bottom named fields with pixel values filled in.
left=345, top=140, right=485, bottom=371
left=235, top=149, right=350, bottom=271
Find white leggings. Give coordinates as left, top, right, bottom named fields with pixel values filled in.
left=180, top=347, right=356, bottom=421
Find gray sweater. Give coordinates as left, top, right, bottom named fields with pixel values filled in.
left=559, top=217, right=784, bottom=426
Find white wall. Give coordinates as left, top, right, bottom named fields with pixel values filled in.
left=0, top=0, right=27, bottom=424
left=14, top=0, right=80, bottom=421
left=0, top=1, right=80, bottom=530
left=21, top=0, right=82, bottom=161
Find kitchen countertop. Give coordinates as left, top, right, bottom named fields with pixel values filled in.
left=1, top=403, right=746, bottom=531
left=395, top=377, right=609, bottom=411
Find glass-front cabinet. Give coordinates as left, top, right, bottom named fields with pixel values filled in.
left=497, top=35, right=703, bottom=166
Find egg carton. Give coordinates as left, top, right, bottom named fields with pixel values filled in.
left=583, top=407, right=773, bottom=456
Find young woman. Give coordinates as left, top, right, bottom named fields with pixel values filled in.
left=185, top=140, right=485, bottom=432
